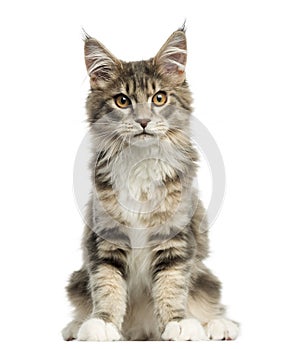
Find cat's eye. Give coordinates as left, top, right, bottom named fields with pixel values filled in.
left=115, top=94, right=131, bottom=109
left=152, top=91, right=167, bottom=106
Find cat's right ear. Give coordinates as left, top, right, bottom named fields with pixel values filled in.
left=84, top=35, right=121, bottom=87
left=154, top=29, right=187, bottom=85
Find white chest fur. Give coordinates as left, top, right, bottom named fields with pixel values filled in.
left=111, top=144, right=175, bottom=230
left=127, top=247, right=152, bottom=298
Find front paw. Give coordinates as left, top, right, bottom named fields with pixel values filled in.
left=77, top=318, right=121, bottom=341
left=162, top=318, right=208, bottom=341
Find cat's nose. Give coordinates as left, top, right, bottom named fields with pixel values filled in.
left=136, top=119, right=150, bottom=129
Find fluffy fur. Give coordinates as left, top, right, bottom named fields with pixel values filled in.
left=62, top=27, right=239, bottom=341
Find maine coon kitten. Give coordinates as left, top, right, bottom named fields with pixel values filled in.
left=62, top=27, right=239, bottom=341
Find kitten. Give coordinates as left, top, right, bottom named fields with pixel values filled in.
left=62, top=27, right=239, bottom=341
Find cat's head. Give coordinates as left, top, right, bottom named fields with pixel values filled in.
left=84, top=28, right=192, bottom=149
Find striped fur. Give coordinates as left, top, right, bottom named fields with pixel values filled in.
left=62, top=28, right=239, bottom=341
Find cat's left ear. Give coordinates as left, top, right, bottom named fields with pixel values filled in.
left=84, top=34, right=121, bottom=87
left=154, top=29, right=187, bottom=85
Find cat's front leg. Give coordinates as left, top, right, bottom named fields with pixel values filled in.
left=78, top=232, right=128, bottom=341
left=151, top=241, right=207, bottom=341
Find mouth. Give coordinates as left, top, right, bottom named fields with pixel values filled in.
left=134, top=131, right=154, bottom=138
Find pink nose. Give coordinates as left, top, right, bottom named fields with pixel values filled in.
left=136, top=119, right=150, bottom=129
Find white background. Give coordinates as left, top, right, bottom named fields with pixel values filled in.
left=0, top=0, right=299, bottom=348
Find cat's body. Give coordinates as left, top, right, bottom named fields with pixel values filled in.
left=62, top=27, right=239, bottom=341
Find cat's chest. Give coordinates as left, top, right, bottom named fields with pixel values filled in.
left=127, top=248, right=152, bottom=295
left=112, top=147, right=176, bottom=228
left=119, top=158, right=169, bottom=199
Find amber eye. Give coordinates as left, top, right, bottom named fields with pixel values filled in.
left=152, top=91, right=167, bottom=106
left=115, top=94, right=131, bottom=109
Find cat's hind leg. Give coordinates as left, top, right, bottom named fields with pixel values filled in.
left=62, top=268, right=92, bottom=341
left=205, top=318, right=239, bottom=340
left=62, top=320, right=82, bottom=341
left=187, top=267, right=239, bottom=340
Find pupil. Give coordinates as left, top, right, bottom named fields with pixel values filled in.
left=121, top=97, right=126, bottom=104
left=157, top=95, right=162, bottom=102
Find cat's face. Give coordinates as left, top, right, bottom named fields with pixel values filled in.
left=84, top=29, right=192, bottom=148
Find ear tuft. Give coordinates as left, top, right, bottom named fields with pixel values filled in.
left=84, top=36, right=120, bottom=85
left=154, top=30, right=187, bottom=84
left=81, top=28, right=91, bottom=41
left=179, top=19, right=187, bottom=33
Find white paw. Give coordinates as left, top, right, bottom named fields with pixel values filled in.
left=205, top=318, right=239, bottom=340
left=62, top=320, right=81, bottom=341
left=162, top=318, right=208, bottom=341
left=77, top=318, right=121, bottom=341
